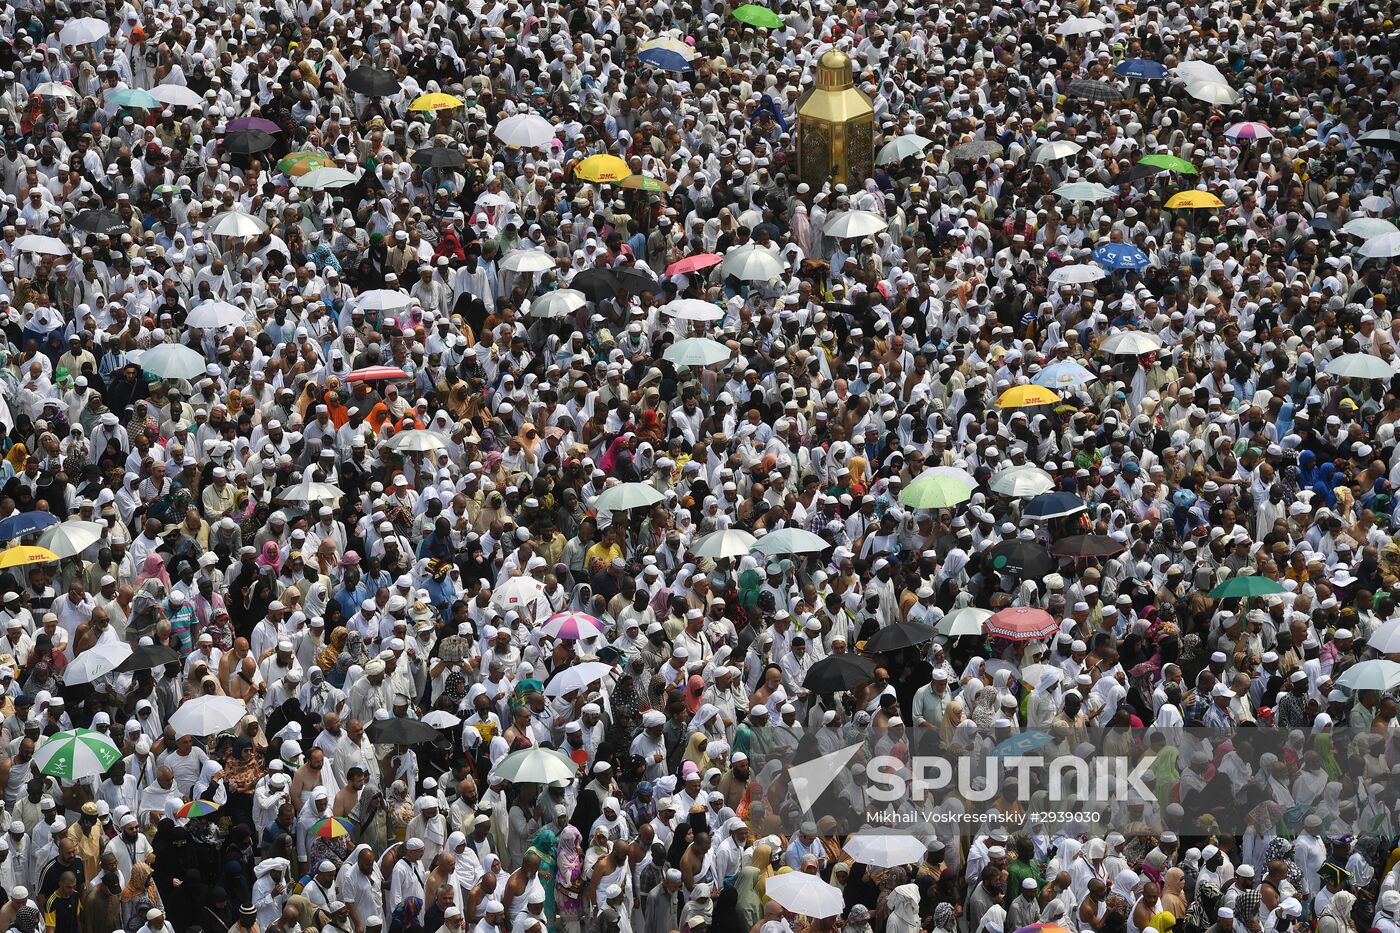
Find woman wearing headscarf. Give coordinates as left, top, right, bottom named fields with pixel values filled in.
left=120, top=862, right=162, bottom=930
left=735, top=843, right=771, bottom=929
left=1317, top=891, right=1356, bottom=933
left=355, top=784, right=395, bottom=854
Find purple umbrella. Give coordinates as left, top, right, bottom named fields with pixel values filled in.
left=225, top=117, right=280, bottom=134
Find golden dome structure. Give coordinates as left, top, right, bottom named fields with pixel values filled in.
left=796, top=48, right=875, bottom=188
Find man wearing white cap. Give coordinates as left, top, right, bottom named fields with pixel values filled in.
left=390, top=840, right=429, bottom=918
left=629, top=710, right=668, bottom=781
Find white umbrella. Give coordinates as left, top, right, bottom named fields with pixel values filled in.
left=1357, top=232, right=1400, bottom=260
left=1055, top=16, right=1109, bottom=34
left=1099, top=330, right=1165, bottom=355
left=492, top=747, right=578, bottom=784
left=593, top=482, right=664, bottom=512
left=278, top=480, right=345, bottom=503
left=843, top=832, right=929, bottom=869
left=661, top=299, right=725, bottom=321
left=169, top=696, right=247, bottom=736
left=422, top=710, right=462, bottom=729
left=543, top=661, right=614, bottom=697
left=140, top=343, right=207, bottom=380
left=494, top=113, right=558, bottom=149
left=63, top=642, right=133, bottom=685
left=1343, top=218, right=1397, bottom=239
left=499, top=248, right=557, bottom=273
left=295, top=167, right=360, bottom=190
left=1054, top=181, right=1117, bottom=201
left=387, top=430, right=449, bottom=453
left=1369, top=618, right=1400, bottom=654
left=13, top=234, right=70, bottom=256
left=528, top=289, right=587, bottom=318
left=1361, top=195, right=1395, bottom=213
left=1033, top=140, right=1082, bottom=163
left=186, top=300, right=248, bottom=329
left=720, top=245, right=784, bottom=281
left=150, top=84, right=205, bottom=107
left=763, top=873, right=846, bottom=918
left=1185, top=81, right=1239, bottom=105
left=208, top=211, right=268, bottom=238
left=664, top=337, right=732, bottom=367
left=356, top=289, right=413, bottom=311
left=823, top=210, right=888, bottom=239
left=939, top=606, right=993, bottom=637
left=1048, top=263, right=1106, bottom=285
left=876, top=134, right=933, bottom=165
left=32, top=82, right=79, bottom=100
left=692, top=529, right=758, bottom=558
left=990, top=466, right=1056, bottom=497
left=1324, top=353, right=1395, bottom=380
left=59, top=18, right=109, bottom=45
left=1173, top=61, right=1228, bottom=84
left=492, top=575, right=548, bottom=612
left=39, top=520, right=105, bottom=559
left=752, top=527, right=832, bottom=556
left=1336, top=659, right=1400, bottom=692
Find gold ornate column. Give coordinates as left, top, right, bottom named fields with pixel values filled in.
left=796, top=49, right=875, bottom=189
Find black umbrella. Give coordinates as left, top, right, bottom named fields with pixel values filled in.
left=345, top=64, right=400, bottom=96
left=1067, top=79, right=1122, bottom=103
left=863, top=622, right=937, bottom=654
left=1122, top=162, right=1168, bottom=184
left=803, top=654, right=876, bottom=693
left=411, top=147, right=467, bottom=169
left=72, top=209, right=125, bottom=234
left=223, top=129, right=276, bottom=154
left=116, top=644, right=181, bottom=673
left=988, top=540, right=1056, bottom=578
left=571, top=268, right=621, bottom=301
left=615, top=266, right=660, bottom=294
left=1049, top=534, right=1127, bottom=558
left=367, top=716, right=443, bottom=745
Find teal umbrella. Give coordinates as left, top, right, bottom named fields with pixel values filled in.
left=1209, top=576, right=1284, bottom=598
left=107, top=88, right=159, bottom=109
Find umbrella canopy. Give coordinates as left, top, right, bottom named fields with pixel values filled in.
left=33, top=82, right=79, bottom=99
left=544, top=661, right=615, bottom=697
left=1224, top=122, right=1274, bottom=140
left=1325, top=353, right=1395, bottom=379
left=495, top=113, right=558, bottom=149
left=1049, top=535, right=1127, bottom=558
left=345, top=65, right=400, bottom=95
left=1357, top=232, right=1400, bottom=260
left=576, top=155, right=632, bottom=182
left=63, top=641, right=134, bottom=685
left=493, top=746, right=579, bottom=784
left=720, top=245, right=785, bottom=280
left=997, top=385, right=1061, bottom=407
left=1343, top=218, right=1397, bottom=239
left=616, top=266, right=659, bottom=293
left=988, top=540, right=1057, bottom=578
left=764, top=874, right=845, bottom=919
left=58, top=18, right=109, bottom=45
left=529, top=289, right=587, bottom=318
left=1094, top=243, right=1151, bottom=271
left=35, top=729, right=122, bottom=779
left=752, top=527, right=832, bottom=555
left=354, top=289, right=414, bottom=312
left=664, top=337, right=732, bottom=367
left=986, top=607, right=1058, bottom=641
left=1335, top=659, right=1400, bottom=692
left=1209, top=576, right=1285, bottom=598
left=1023, top=492, right=1088, bottom=521
left=178, top=800, right=223, bottom=819
left=844, top=832, right=928, bottom=869
left=1174, top=61, right=1228, bottom=83
left=409, top=92, right=464, bottom=111
left=661, top=298, right=724, bottom=321
left=208, top=211, right=269, bottom=237
left=115, top=644, right=181, bottom=674
left=1166, top=190, right=1224, bottom=209
left=692, top=529, right=759, bottom=558
left=1055, top=16, right=1109, bottom=34
left=278, top=481, right=345, bottom=504
left=186, top=301, right=250, bottom=328
left=277, top=151, right=335, bottom=176
left=990, top=466, right=1055, bottom=498
left=410, top=147, right=467, bottom=169
left=311, top=816, right=355, bottom=839
left=1099, top=330, right=1165, bottom=355
left=1067, top=79, right=1122, bottom=103
left=13, top=235, right=70, bottom=256
left=993, top=731, right=1056, bottom=757
left=423, top=711, right=462, bottom=729
left=1054, top=181, right=1117, bottom=202
left=150, top=84, right=204, bottom=107
left=296, top=167, right=359, bottom=190
left=899, top=475, right=973, bottom=509
left=140, top=344, right=206, bottom=380
left=619, top=175, right=668, bottom=191
left=1362, top=195, right=1396, bottom=213
left=72, top=209, right=127, bottom=234
left=38, top=520, right=105, bottom=559
left=803, top=654, right=877, bottom=692
left=223, top=129, right=276, bottom=154
left=1033, top=140, right=1082, bottom=162
left=637, top=47, right=694, bottom=71
left=0, top=546, right=58, bottom=569
left=226, top=116, right=281, bottom=134
left=664, top=256, right=723, bottom=279
left=1140, top=154, right=1198, bottom=174
left=1359, top=130, right=1400, bottom=149
left=0, top=511, right=58, bottom=540
left=492, top=575, right=548, bottom=613
left=387, top=430, right=449, bottom=453
left=1369, top=618, right=1400, bottom=654
left=1115, top=59, right=1169, bottom=79
left=346, top=365, right=411, bottom=382
left=1048, top=264, right=1106, bottom=286
left=500, top=248, right=557, bottom=273
left=570, top=268, right=622, bottom=300
left=367, top=717, right=443, bottom=745
left=863, top=622, right=938, bottom=653
left=950, top=140, right=1003, bottom=161
left=876, top=134, right=933, bottom=165
left=1186, top=81, right=1240, bottom=105
left=939, top=607, right=993, bottom=637
left=732, top=3, right=784, bottom=27
left=593, top=482, right=665, bottom=512
left=824, top=210, right=888, bottom=239
left=1033, top=360, right=1096, bottom=387
left=106, top=88, right=159, bottom=109
left=541, top=613, right=607, bottom=642
left=169, top=696, right=247, bottom=736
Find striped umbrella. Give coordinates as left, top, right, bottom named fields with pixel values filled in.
left=177, top=799, right=221, bottom=819
left=35, top=729, right=121, bottom=779
left=277, top=151, right=336, bottom=177
left=540, top=611, right=606, bottom=641
left=1224, top=122, right=1273, bottom=140
left=312, top=816, right=356, bottom=839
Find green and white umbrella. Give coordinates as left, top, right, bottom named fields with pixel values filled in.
left=1335, top=659, right=1400, bottom=692
left=35, top=729, right=122, bottom=779
left=692, top=529, right=758, bottom=558
left=592, top=482, right=664, bottom=512
left=939, top=606, right=993, bottom=637
left=663, top=337, right=732, bottom=367
left=752, top=527, right=832, bottom=556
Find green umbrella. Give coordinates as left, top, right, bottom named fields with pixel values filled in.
left=898, top=475, right=973, bottom=509
left=1139, top=154, right=1198, bottom=174
left=1209, top=576, right=1285, bottom=598
left=34, top=729, right=121, bottom=779
left=733, top=3, right=783, bottom=27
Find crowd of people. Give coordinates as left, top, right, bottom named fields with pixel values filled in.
left=0, top=1, right=1398, bottom=933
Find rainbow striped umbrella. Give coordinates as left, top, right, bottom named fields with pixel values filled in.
left=312, top=816, right=356, bottom=839
left=177, top=799, right=221, bottom=819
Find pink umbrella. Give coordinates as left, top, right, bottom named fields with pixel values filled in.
left=226, top=117, right=281, bottom=134
left=541, top=611, right=606, bottom=641
left=985, top=607, right=1058, bottom=641
left=346, top=365, right=410, bottom=382
left=1223, top=121, right=1273, bottom=140
left=664, top=253, right=722, bottom=276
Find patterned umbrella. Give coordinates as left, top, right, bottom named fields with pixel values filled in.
left=312, top=817, right=356, bottom=839
left=35, top=729, right=122, bottom=779
left=541, top=612, right=606, bottom=641
left=177, top=799, right=222, bottom=819
left=985, top=607, right=1058, bottom=641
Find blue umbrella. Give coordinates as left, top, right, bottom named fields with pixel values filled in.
left=1033, top=360, right=1096, bottom=388
left=1115, top=59, right=1169, bottom=80
left=0, top=511, right=59, bottom=541
left=637, top=48, right=695, bottom=72
left=992, top=730, right=1055, bottom=757
left=1023, top=492, right=1088, bottom=521
left=1093, top=243, right=1151, bottom=271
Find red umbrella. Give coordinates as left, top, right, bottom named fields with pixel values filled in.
left=346, top=366, right=410, bottom=382
left=985, top=607, right=1057, bottom=641
left=665, top=253, right=722, bottom=276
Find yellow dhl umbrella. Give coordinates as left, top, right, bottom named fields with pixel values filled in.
left=408, top=92, right=464, bottom=112
left=0, top=546, right=58, bottom=568
left=997, top=385, right=1062, bottom=408
left=575, top=154, right=632, bottom=183
left=1165, top=190, right=1224, bottom=209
